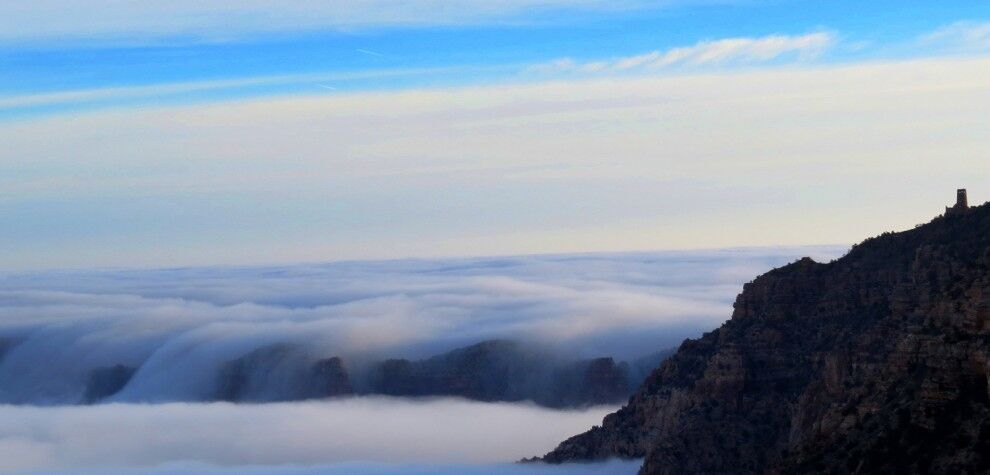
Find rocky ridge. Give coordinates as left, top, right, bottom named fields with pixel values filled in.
left=78, top=339, right=671, bottom=407
left=367, top=340, right=666, bottom=407
left=539, top=199, right=990, bottom=474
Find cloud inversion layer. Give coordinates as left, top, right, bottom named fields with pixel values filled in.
left=18, top=461, right=643, bottom=475
left=0, top=398, right=628, bottom=472
left=0, top=247, right=844, bottom=404
left=0, top=248, right=839, bottom=474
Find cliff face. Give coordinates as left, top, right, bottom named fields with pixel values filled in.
left=368, top=340, right=642, bottom=407
left=541, top=205, right=990, bottom=474
left=71, top=337, right=664, bottom=406
left=307, top=356, right=353, bottom=398
left=215, top=345, right=356, bottom=402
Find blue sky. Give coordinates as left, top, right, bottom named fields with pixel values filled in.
left=2, top=0, right=988, bottom=116
left=1, top=0, right=989, bottom=269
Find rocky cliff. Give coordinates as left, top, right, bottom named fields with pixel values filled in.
left=69, top=337, right=666, bottom=406
left=214, top=344, right=355, bottom=402
left=368, top=340, right=655, bottom=407
left=540, top=203, right=990, bottom=474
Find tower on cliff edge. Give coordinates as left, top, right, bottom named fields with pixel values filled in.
left=946, top=189, right=969, bottom=216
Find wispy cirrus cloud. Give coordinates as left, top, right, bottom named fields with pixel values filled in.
left=921, top=20, right=990, bottom=52
left=528, top=32, right=835, bottom=74
left=0, top=56, right=986, bottom=269
left=0, top=65, right=482, bottom=112
left=0, top=0, right=702, bottom=44
left=0, top=32, right=835, bottom=116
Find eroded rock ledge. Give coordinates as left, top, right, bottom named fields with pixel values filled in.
left=540, top=202, right=990, bottom=474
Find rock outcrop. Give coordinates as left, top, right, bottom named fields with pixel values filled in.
left=77, top=339, right=666, bottom=406
left=368, top=340, right=646, bottom=407
left=579, top=357, right=631, bottom=405
left=540, top=203, right=990, bottom=474
left=214, top=344, right=355, bottom=402
left=306, top=356, right=353, bottom=398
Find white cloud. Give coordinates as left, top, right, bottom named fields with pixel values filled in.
left=2, top=32, right=834, bottom=112
left=0, top=249, right=835, bottom=474
left=921, top=21, right=990, bottom=51
left=0, top=0, right=692, bottom=44
left=0, top=67, right=464, bottom=110
left=0, top=398, right=631, bottom=472
left=529, top=32, right=835, bottom=74
left=28, top=462, right=641, bottom=475
left=0, top=57, right=986, bottom=269
left=0, top=248, right=840, bottom=404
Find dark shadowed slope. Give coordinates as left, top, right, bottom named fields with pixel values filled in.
left=540, top=199, right=990, bottom=474
left=366, top=340, right=670, bottom=407
left=77, top=338, right=671, bottom=407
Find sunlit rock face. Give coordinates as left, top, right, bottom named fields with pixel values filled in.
left=542, top=204, right=990, bottom=474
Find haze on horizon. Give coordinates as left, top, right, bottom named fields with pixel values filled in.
left=1, top=1, right=989, bottom=271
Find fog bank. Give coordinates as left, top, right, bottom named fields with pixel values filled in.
left=0, top=398, right=617, bottom=472
left=16, top=460, right=643, bottom=475
left=0, top=247, right=845, bottom=404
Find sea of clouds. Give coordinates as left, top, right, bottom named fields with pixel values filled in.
left=19, top=461, right=644, bottom=475
left=0, top=397, right=625, bottom=473
left=0, top=246, right=846, bottom=473
left=0, top=246, right=845, bottom=404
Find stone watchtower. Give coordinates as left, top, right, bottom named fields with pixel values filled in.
left=946, top=189, right=969, bottom=216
